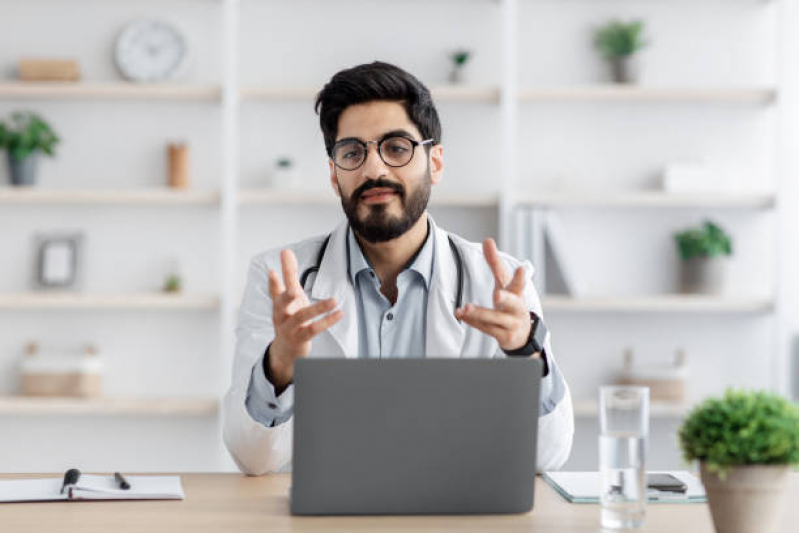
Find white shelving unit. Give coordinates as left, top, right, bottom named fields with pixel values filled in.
left=0, top=293, right=220, bottom=311
left=0, top=188, right=220, bottom=205
left=0, top=396, right=219, bottom=416
left=0, top=81, right=221, bottom=101
left=572, top=400, right=688, bottom=419
left=543, top=295, right=774, bottom=314
left=518, top=86, right=776, bottom=104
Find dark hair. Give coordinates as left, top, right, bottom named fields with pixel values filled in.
left=315, top=61, right=442, bottom=156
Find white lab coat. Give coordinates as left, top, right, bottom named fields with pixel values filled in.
left=223, top=216, right=574, bottom=475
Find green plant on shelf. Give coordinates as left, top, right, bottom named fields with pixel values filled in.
left=450, top=49, right=471, bottom=67
left=674, top=220, right=732, bottom=261
left=163, top=274, right=182, bottom=293
left=0, top=111, right=59, bottom=161
left=678, top=389, right=799, bottom=479
left=594, top=19, right=647, bottom=59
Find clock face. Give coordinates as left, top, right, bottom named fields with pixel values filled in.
left=115, top=20, right=188, bottom=82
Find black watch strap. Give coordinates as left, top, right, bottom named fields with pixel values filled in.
left=503, top=312, right=550, bottom=375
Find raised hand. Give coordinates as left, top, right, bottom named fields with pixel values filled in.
left=454, top=238, right=534, bottom=353
left=267, top=249, right=343, bottom=387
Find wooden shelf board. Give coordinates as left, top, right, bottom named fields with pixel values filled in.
left=0, top=293, right=220, bottom=311
left=241, top=85, right=501, bottom=103
left=0, top=188, right=221, bottom=205
left=515, top=191, right=776, bottom=209
left=573, top=399, right=688, bottom=418
left=0, top=82, right=221, bottom=100
left=238, top=188, right=499, bottom=207
left=519, top=86, right=776, bottom=104
left=543, top=295, right=774, bottom=314
left=0, top=396, right=219, bottom=416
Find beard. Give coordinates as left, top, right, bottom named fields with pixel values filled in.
left=337, top=165, right=432, bottom=244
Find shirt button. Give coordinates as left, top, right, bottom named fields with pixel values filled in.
left=386, top=312, right=394, bottom=321
left=268, top=402, right=278, bottom=409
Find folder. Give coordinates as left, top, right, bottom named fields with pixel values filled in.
left=0, top=474, right=184, bottom=503
left=543, top=470, right=706, bottom=504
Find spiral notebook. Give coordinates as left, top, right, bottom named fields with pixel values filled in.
left=0, top=474, right=184, bottom=503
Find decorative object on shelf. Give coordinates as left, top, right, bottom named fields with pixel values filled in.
left=448, top=48, right=472, bottom=84
left=167, top=142, right=190, bottom=188
left=543, top=212, right=585, bottom=296
left=593, top=19, right=648, bottom=84
left=678, top=389, right=799, bottom=533
left=271, top=156, right=296, bottom=188
left=674, top=220, right=732, bottom=295
left=115, top=20, right=189, bottom=82
left=618, top=348, right=688, bottom=404
left=161, top=257, right=183, bottom=293
left=19, top=342, right=103, bottom=397
left=662, top=160, right=726, bottom=194
left=32, top=232, right=84, bottom=290
left=0, top=111, right=59, bottom=186
left=18, top=58, right=81, bottom=82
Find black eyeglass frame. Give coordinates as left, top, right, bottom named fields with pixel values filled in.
left=330, top=136, right=435, bottom=171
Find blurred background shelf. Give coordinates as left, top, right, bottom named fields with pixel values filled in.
left=0, top=188, right=221, bottom=205
left=240, top=85, right=501, bottom=104
left=0, top=293, right=220, bottom=311
left=542, top=295, right=775, bottom=314
left=0, top=81, right=221, bottom=101
left=572, top=399, right=688, bottom=419
left=518, top=86, right=777, bottom=104
left=515, top=191, right=776, bottom=209
left=0, top=396, right=219, bottom=416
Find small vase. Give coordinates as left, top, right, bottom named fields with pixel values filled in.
left=700, top=463, right=790, bottom=533
left=679, top=256, right=729, bottom=295
left=271, top=166, right=296, bottom=189
left=609, top=56, right=641, bottom=84
left=448, top=66, right=467, bottom=85
left=7, top=152, right=38, bottom=186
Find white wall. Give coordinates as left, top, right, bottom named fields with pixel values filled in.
left=0, top=0, right=792, bottom=473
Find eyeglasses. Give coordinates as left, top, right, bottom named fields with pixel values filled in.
left=331, top=135, right=435, bottom=171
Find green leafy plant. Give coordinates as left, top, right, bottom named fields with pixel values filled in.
left=162, top=274, right=182, bottom=293
left=594, top=20, right=648, bottom=59
left=674, top=220, right=732, bottom=261
left=276, top=157, right=293, bottom=168
left=679, top=389, right=799, bottom=479
left=450, top=49, right=471, bottom=67
left=0, top=111, right=59, bottom=161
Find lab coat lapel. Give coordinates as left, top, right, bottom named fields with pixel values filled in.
left=309, top=220, right=358, bottom=358
left=426, top=217, right=466, bottom=357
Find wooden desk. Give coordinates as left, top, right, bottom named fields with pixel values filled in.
left=2, top=473, right=796, bottom=532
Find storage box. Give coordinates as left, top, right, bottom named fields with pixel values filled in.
left=19, top=343, right=102, bottom=397
left=617, top=349, right=688, bottom=404
left=18, top=58, right=81, bottom=82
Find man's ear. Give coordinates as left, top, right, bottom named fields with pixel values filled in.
left=329, top=159, right=341, bottom=197
left=429, top=144, right=444, bottom=186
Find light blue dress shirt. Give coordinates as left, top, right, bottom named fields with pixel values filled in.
left=245, top=223, right=559, bottom=428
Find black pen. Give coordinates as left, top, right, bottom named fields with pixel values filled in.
left=114, top=471, right=131, bottom=490
left=61, top=468, right=81, bottom=495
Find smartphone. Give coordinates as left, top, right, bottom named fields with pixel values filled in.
left=646, top=473, right=687, bottom=493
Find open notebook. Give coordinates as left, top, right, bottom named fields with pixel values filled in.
left=543, top=471, right=706, bottom=504
left=0, top=474, right=184, bottom=503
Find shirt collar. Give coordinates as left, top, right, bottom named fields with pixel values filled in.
left=347, top=219, right=435, bottom=289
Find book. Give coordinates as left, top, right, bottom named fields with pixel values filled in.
left=543, top=471, right=706, bottom=504
left=544, top=212, right=584, bottom=296
left=0, top=474, right=184, bottom=503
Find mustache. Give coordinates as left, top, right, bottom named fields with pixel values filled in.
left=352, top=179, right=405, bottom=201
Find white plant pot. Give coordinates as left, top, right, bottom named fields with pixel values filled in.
left=679, top=256, right=729, bottom=295
left=271, top=166, right=296, bottom=189
left=700, top=463, right=790, bottom=533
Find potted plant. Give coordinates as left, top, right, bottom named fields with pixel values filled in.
left=0, top=111, right=59, bottom=186
left=674, top=220, right=732, bottom=294
left=594, top=19, right=648, bottom=84
left=271, top=156, right=295, bottom=189
left=448, top=49, right=471, bottom=84
left=679, top=389, right=799, bottom=533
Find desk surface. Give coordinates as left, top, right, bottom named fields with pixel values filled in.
left=2, top=473, right=797, bottom=532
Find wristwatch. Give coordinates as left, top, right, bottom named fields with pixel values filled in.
left=504, top=312, right=548, bottom=357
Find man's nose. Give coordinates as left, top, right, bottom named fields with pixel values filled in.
left=360, top=141, right=388, bottom=179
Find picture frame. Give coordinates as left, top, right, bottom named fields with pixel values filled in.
left=32, top=233, right=84, bottom=290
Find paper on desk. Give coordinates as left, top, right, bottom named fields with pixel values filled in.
left=0, top=475, right=184, bottom=503
left=543, top=471, right=706, bottom=504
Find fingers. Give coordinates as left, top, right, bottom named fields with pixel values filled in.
left=456, top=305, right=509, bottom=341
left=296, top=309, right=344, bottom=342
left=506, top=266, right=526, bottom=296
left=456, top=303, right=516, bottom=330
left=281, top=249, right=303, bottom=296
left=268, top=269, right=286, bottom=300
left=284, top=298, right=338, bottom=330
left=482, top=238, right=510, bottom=288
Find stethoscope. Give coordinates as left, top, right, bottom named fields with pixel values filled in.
left=299, top=231, right=465, bottom=316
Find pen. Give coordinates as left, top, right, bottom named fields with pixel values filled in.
left=114, top=471, right=130, bottom=490
left=61, top=468, right=81, bottom=495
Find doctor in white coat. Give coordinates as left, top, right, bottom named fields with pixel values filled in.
left=223, top=62, right=573, bottom=475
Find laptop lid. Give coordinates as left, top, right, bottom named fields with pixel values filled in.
left=290, top=358, right=542, bottom=515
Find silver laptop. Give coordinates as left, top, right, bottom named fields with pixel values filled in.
left=290, top=358, right=542, bottom=515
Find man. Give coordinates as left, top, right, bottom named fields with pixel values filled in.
left=223, top=62, right=573, bottom=475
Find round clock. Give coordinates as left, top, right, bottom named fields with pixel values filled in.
left=115, top=20, right=188, bottom=82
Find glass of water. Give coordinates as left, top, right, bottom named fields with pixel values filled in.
left=599, top=386, right=649, bottom=529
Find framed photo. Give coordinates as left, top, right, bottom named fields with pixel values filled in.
left=33, top=233, right=84, bottom=290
